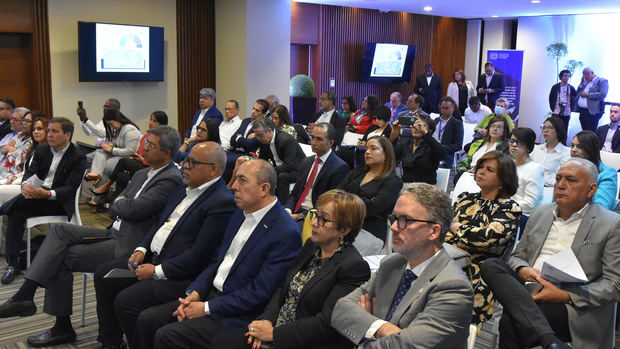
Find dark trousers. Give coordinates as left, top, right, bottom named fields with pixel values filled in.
left=212, top=327, right=252, bottom=349
left=578, top=107, right=603, bottom=132
left=552, top=113, right=570, bottom=134
left=109, top=158, right=147, bottom=197
left=5, top=196, right=65, bottom=266
left=480, top=258, right=571, bottom=349
left=276, top=171, right=297, bottom=204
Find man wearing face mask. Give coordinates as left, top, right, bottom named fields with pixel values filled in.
left=474, top=97, right=514, bottom=138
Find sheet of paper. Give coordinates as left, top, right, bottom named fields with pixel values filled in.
left=541, top=248, right=588, bottom=283
left=103, top=268, right=138, bottom=279
left=363, top=254, right=387, bottom=273
left=342, top=131, right=362, bottom=146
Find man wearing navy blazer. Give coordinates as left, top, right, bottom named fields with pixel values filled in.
left=92, top=142, right=237, bottom=349
left=476, top=62, right=505, bottom=109
left=132, top=159, right=301, bottom=349
left=184, top=88, right=223, bottom=139
left=229, top=99, right=269, bottom=155
left=414, top=64, right=443, bottom=114
left=385, top=91, right=408, bottom=123
left=433, top=98, right=464, bottom=168
left=595, top=104, right=620, bottom=153
left=286, top=122, right=349, bottom=222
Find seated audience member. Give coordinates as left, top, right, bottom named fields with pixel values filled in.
left=0, top=98, right=16, bottom=140
left=229, top=98, right=269, bottom=154
left=213, top=189, right=371, bottom=349
left=332, top=183, right=474, bottom=348
left=457, top=116, right=510, bottom=174
left=93, top=142, right=237, bottom=348
left=286, top=122, right=349, bottom=223
left=595, top=103, right=620, bottom=153
left=548, top=69, right=577, bottom=132
left=0, top=107, right=27, bottom=148
left=396, top=93, right=430, bottom=121
left=531, top=116, right=571, bottom=187
left=272, top=105, right=309, bottom=144
left=463, top=96, right=492, bottom=125
left=348, top=95, right=378, bottom=135
left=0, top=113, right=47, bottom=187
left=385, top=91, right=407, bottom=123
left=570, top=130, right=618, bottom=209
left=447, top=151, right=521, bottom=329
left=474, top=97, right=514, bottom=137
left=337, top=136, right=403, bottom=241
left=338, top=106, right=392, bottom=169
left=308, top=91, right=345, bottom=146
left=509, top=128, right=544, bottom=231
left=336, top=95, right=356, bottom=121
left=433, top=97, right=464, bottom=167
left=447, top=70, right=476, bottom=116
left=0, top=126, right=183, bottom=346
left=184, top=88, right=223, bottom=139
left=0, top=108, right=32, bottom=182
left=0, top=117, right=86, bottom=284
left=90, top=111, right=167, bottom=198
left=264, top=94, right=279, bottom=119
left=176, top=118, right=220, bottom=163
left=481, top=158, right=620, bottom=349
left=130, top=159, right=302, bottom=349
left=76, top=98, right=120, bottom=139
left=393, top=113, right=444, bottom=184
left=219, top=100, right=242, bottom=151
left=253, top=116, right=305, bottom=203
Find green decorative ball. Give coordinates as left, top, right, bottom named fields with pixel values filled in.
left=289, top=74, right=315, bottom=97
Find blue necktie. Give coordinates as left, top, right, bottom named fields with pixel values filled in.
left=386, top=270, right=417, bottom=321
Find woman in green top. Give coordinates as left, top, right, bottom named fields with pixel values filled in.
left=336, top=95, right=356, bottom=120
left=457, top=116, right=510, bottom=172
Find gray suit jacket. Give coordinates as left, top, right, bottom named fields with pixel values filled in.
left=574, top=77, right=609, bottom=115
left=509, top=203, right=620, bottom=349
left=109, top=162, right=183, bottom=256
left=332, top=249, right=473, bottom=348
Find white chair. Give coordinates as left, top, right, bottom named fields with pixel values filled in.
left=467, top=324, right=477, bottom=349
left=299, top=143, right=314, bottom=157
left=462, top=122, right=476, bottom=148
left=601, top=151, right=620, bottom=171
left=435, top=168, right=450, bottom=193
left=25, top=179, right=84, bottom=268
left=541, top=186, right=554, bottom=206
left=80, top=272, right=93, bottom=327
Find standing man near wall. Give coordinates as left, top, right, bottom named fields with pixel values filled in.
left=548, top=70, right=577, bottom=132
left=574, top=67, right=608, bottom=132
left=476, top=62, right=505, bottom=110
left=414, top=64, right=443, bottom=114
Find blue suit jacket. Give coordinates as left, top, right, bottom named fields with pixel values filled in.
left=184, top=106, right=224, bottom=138
left=187, top=200, right=302, bottom=330
left=229, top=118, right=258, bottom=154
left=385, top=103, right=407, bottom=123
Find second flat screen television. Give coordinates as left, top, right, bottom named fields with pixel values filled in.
left=360, top=43, right=417, bottom=83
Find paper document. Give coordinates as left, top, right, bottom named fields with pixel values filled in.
left=342, top=131, right=362, bottom=146
left=541, top=248, right=588, bottom=283
left=103, top=268, right=137, bottom=279
left=363, top=255, right=387, bottom=273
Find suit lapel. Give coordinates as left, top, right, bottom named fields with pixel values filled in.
left=570, top=205, right=596, bottom=256
left=297, top=248, right=341, bottom=302
left=137, top=162, right=176, bottom=196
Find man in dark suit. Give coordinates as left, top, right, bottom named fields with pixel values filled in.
left=596, top=104, right=620, bottom=153
left=131, top=159, right=301, bottom=349
left=481, top=159, right=620, bottom=349
left=385, top=92, right=407, bottom=123
left=1, top=117, right=86, bottom=284
left=0, top=126, right=184, bottom=346
left=433, top=98, right=463, bottom=168
left=264, top=94, right=279, bottom=119
left=548, top=69, right=577, bottom=132
left=332, top=183, right=473, bottom=348
left=184, top=88, right=223, bottom=139
left=253, top=116, right=306, bottom=203
left=414, top=63, right=443, bottom=114
left=285, top=122, right=349, bottom=223
left=92, top=142, right=237, bottom=349
left=477, top=62, right=505, bottom=109
left=574, top=67, right=609, bottom=132
left=0, top=98, right=15, bottom=141
left=307, top=91, right=345, bottom=146
left=229, top=99, right=269, bottom=155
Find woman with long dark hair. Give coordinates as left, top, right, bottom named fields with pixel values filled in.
left=347, top=95, right=378, bottom=135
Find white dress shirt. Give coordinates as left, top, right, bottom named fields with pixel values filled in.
left=190, top=108, right=209, bottom=138
left=426, top=75, right=433, bottom=87
left=300, top=150, right=331, bottom=211
left=219, top=115, right=241, bottom=150
left=316, top=109, right=335, bottom=124
left=602, top=124, right=618, bottom=152
left=512, top=160, right=545, bottom=216
left=463, top=105, right=492, bottom=124
left=577, top=77, right=597, bottom=109
left=81, top=119, right=106, bottom=138
left=269, top=131, right=283, bottom=167
left=25, top=143, right=71, bottom=199
left=531, top=143, right=571, bottom=187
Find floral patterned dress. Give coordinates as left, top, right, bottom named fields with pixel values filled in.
left=445, top=191, right=521, bottom=329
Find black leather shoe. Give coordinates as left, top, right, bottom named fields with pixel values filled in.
left=99, top=343, right=127, bottom=349
left=1, top=266, right=21, bottom=285
left=0, top=298, right=36, bottom=318
left=27, top=329, right=77, bottom=347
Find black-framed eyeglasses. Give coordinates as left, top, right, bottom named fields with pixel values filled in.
left=308, top=209, right=336, bottom=227
left=388, top=214, right=437, bottom=230
left=182, top=156, right=215, bottom=169
left=144, top=139, right=159, bottom=149
left=509, top=139, right=520, bottom=146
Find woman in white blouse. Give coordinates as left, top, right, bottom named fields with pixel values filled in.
left=509, top=127, right=544, bottom=235
left=447, top=70, right=475, bottom=116
left=530, top=116, right=570, bottom=187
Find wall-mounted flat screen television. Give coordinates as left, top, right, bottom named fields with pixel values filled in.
left=360, top=43, right=417, bottom=83
left=78, top=21, right=164, bottom=82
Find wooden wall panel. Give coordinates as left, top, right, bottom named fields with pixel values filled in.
left=31, top=0, right=53, bottom=115
left=290, top=44, right=309, bottom=77
left=291, top=1, right=319, bottom=44
left=431, top=16, right=468, bottom=96
left=0, top=0, right=34, bottom=33
left=0, top=35, right=31, bottom=107
left=177, top=0, right=216, bottom=137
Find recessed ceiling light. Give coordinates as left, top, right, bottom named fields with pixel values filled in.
left=423, top=6, right=432, bottom=11
left=491, top=15, right=499, bottom=18
left=530, top=0, right=541, bottom=3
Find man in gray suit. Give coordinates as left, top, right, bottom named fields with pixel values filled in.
left=332, top=183, right=473, bottom=348
left=0, top=126, right=183, bottom=346
left=481, top=158, right=620, bottom=349
left=574, top=67, right=609, bottom=132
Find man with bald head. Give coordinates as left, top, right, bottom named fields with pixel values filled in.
left=482, top=158, right=620, bottom=349
left=77, top=98, right=120, bottom=138
left=93, top=141, right=237, bottom=349
left=574, top=67, right=608, bottom=132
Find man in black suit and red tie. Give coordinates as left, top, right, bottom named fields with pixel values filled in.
left=414, top=64, right=443, bottom=114
left=476, top=62, right=505, bottom=109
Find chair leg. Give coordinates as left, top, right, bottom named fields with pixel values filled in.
left=80, top=274, right=87, bottom=327
left=26, top=227, right=31, bottom=269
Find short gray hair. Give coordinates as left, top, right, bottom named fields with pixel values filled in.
left=199, top=88, right=216, bottom=100
left=13, top=107, right=30, bottom=118
left=390, top=92, right=402, bottom=101
left=107, top=98, right=121, bottom=110
left=265, top=94, right=279, bottom=104
left=252, top=116, right=275, bottom=132
left=561, top=158, right=598, bottom=184
left=149, top=126, right=181, bottom=159
left=400, top=183, right=453, bottom=243
left=208, top=142, right=227, bottom=176
left=496, top=97, right=510, bottom=108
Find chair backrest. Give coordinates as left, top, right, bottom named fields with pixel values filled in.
left=601, top=151, right=620, bottom=171
left=462, top=122, right=476, bottom=148
left=435, top=168, right=450, bottom=193
left=70, top=177, right=84, bottom=225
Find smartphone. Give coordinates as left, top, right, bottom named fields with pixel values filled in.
left=127, top=260, right=139, bottom=269
left=78, top=101, right=83, bottom=109
left=398, top=115, right=415, bottom=126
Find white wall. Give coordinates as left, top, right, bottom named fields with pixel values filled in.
left=48, top=0, right=177, bottom=143
left=481, top=19, right=512, bottom=72
left=465, top=19, right=481, bottom=88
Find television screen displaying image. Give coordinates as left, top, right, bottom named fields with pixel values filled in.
left=361, top=43, right=417, bottom=83
left=79, top=21, right=164, bottom=82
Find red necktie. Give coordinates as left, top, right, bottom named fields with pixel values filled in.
left=294, top=157, right=321, bottom=213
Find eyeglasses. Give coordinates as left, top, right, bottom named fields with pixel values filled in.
left=388, top=214, right=437, bottom=230
left=182, top=156, right=215, bottom=169
left=308, top=209, right=336, bottom=227
left=196, top=126, right=207, bottom=133
left=541, top=125, right=555, bottom=130
left=21, top=119, right=33, bottom=124
left=509, top=139, right=520, bottom=146
left=489, top=124, right=504, bottom=130
left=144, top=139, right=159, bottom=149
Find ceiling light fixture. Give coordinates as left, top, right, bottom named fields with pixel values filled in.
left=530, top=0, right=541, bottom=3
left=491, top=15, right=499, bottom=18
left=423, top=6, right=432, bottom=11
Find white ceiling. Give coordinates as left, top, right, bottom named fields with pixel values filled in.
left=294, top=0, right=620, bottom=19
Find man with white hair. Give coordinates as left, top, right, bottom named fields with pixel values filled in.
left=184, top=88, right=223, bottom=139
left=265, top=94, right=279, bottom=118
left=481, top=158, right=620, bottom=349
left=384, top=91, right=407, bottom=123
left=574, top=67, right=608, bottom=132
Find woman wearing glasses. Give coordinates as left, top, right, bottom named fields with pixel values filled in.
left=530, top=116, right=571, bottom=187
left=447, top=150, right=521, bottom=330
left=212, top=189, right=371, bottom=349
left=175, top=118, right=221, bottom=163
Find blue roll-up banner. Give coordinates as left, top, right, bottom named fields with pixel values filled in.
left=487, top=50, right=524, bottom=124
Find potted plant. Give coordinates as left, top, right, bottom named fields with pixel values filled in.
left=289, top=74, right=316, bottom=125
left=545, top=42, right=568, bottom=82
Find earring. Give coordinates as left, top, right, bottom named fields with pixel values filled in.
left=339, top=235, right=345, bottom=246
